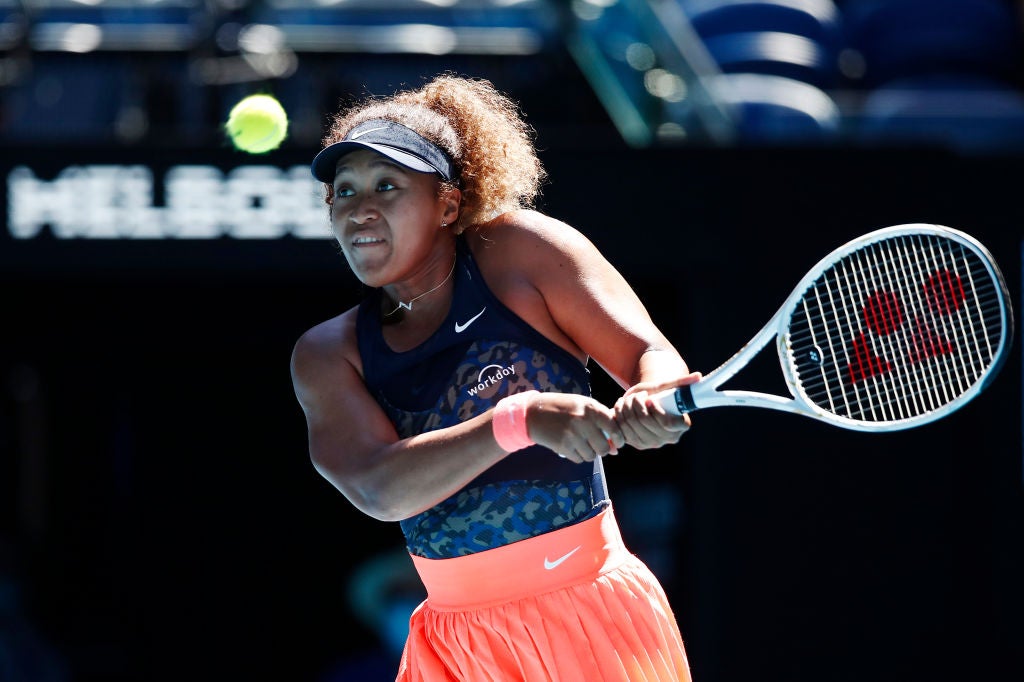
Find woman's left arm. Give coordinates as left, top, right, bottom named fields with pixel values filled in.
left=476, top=210, right=699, bottom=451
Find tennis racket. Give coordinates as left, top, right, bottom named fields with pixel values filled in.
left=654, top=224, right=1013, bottom=431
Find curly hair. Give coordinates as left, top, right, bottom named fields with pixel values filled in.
left=321, top=74, right=546, bottom=233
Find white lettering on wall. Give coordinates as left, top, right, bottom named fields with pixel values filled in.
left=7, top=164, right=331, bottom=239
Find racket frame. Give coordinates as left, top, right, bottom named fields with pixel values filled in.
left=657, top=224, right=1013, bottom=431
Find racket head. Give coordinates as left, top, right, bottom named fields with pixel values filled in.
left=777, top=224, right=1013, bottom=431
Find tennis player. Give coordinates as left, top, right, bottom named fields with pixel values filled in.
left=290, top=74, right=700, bottom=681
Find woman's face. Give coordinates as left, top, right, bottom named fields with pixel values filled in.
left=329, top=148, right=450, bottom=288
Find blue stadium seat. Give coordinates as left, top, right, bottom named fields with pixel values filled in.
left=855, top=74, right=1024, bottom=153
left=702, top=30, right=837, bottom=89
left=248, top=0, right=560, bottom=54
left=0, top=0, right=24, bottom=51
left=705, top=72, right=841, bottom=143
left=678, top=0, right=843, bottom=87
left=680, top=0, right=842, bottom=46
left=2, top=55, right=130, bottom=141
left=19, top=0, right=203, bottom=51
left=840, top=0, right=1022, bottom=88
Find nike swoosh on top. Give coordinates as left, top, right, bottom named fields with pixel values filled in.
left=350, top=126, right=388, bottom=139
left=543, top=545, right=582, bottom=570
left=454, top=307, right=487, bottom=333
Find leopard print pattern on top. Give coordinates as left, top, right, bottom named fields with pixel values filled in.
left=383, top=339, right=582, bottom=436
left=379, top=339, right=603, bottom=558
left=405, top=479, right=602, bottom=557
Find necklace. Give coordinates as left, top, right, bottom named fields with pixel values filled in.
left=383, top=255, right=457, bottom=317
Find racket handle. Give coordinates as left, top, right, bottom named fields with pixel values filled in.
left=654, top=385, right=697, bottom=416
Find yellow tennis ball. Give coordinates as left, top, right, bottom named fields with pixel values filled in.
left=226, top=94, right=288, bottom=154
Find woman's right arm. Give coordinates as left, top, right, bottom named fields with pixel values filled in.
left=292, top=311, right=564, bottom=521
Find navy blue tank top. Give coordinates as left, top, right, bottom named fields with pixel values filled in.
left=357, top=235, right=610, bottom=558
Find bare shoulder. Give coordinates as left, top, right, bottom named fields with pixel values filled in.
left=467, top=209, right=598, bottom=272
left=290, top=306, right=362, bottom=392
left=471, top=208, right=588, bottom=244
left=463, top=210, right=611, bottom=363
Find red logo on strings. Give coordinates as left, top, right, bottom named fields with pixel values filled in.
left=848, top=269, right=962, bottom=383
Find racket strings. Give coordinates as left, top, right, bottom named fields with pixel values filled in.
left=836, top=239, right=996, bottom=416
left=789, top=234, right=1005, bottom=423
left=839, top=238, right=998, bottom=417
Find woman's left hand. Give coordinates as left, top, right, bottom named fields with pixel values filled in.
left=613, top=373, right=702, bottom=450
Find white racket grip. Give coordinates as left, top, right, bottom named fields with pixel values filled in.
left=654, top=384, right=697, bottom=416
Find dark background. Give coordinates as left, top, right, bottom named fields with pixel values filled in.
left=1, top=1, right=1023, bottom=680
left=1, top=141, right=1020, bottom=682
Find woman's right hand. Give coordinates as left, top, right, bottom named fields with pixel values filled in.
left=613, top=372, right=701, bottom=450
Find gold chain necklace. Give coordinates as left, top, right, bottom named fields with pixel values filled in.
left=382, top=255, right=457, bottom=317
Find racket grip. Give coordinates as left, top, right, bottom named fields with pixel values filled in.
left=654, top=385, right=697, bottom=416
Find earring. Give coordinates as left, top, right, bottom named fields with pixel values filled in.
left=441, top=220, right=447, bottom=228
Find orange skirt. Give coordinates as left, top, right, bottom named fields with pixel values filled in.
left=397, top=506, right=692, bottom=682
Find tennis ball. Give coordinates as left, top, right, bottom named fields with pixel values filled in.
left=226, top=94, right=288, bottom=154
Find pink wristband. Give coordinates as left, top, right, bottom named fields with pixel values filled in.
left=492, top=390, right=538, bottom=452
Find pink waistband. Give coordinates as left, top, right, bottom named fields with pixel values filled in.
left=410, top=506, right=630, bottom=610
